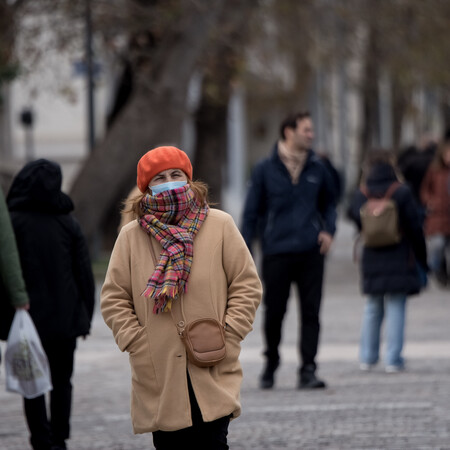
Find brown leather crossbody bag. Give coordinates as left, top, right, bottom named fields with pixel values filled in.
left=174, top=316, right=226, bottom=368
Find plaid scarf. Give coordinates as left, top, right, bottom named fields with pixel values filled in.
left=139, top=184, right=208, bottom=314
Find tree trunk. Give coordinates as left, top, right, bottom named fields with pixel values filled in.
left=69, top=1, right=225, bottom=250
left=193, top=2, right=257, bottom=207
left=442, top=97, right=450, bottom=137
left=0, top=0, right=22, bottom=162
left=392, top=81, right=408, bottom=153
left=194, top=92, right=228, bottom=206
left=359, top=24, right=380, bottom=169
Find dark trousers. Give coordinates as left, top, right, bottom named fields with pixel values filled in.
left=262, top=249, right=324, bottom=372
left=24, top=337, right=76, bottom=450
left=153, top=375, right=230, bottom=450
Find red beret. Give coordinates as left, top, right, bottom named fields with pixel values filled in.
left=137, top=146, right=193, bottom=192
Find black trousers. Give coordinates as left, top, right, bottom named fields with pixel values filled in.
left=262, top=249, right=324, bottom=371
left=23, top=337, right=76, bottom=450
left=152, top=375, right=231, bottom=450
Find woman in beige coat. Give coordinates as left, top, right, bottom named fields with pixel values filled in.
left=101, top=146, right=262, bottom=449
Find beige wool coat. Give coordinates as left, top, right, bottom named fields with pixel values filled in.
left=101, top=208, right=262, bottom=434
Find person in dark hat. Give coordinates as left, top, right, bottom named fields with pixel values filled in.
left=7, top=159, right=95, bottom=450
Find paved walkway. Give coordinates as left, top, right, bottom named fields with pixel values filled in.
left=1, top=218, right=449, bottom=449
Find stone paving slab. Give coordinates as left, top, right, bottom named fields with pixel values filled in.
left=1, top=219, right=449, bottom=450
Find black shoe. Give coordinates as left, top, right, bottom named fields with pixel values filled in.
left=51, top=444, right=67, bottom=450
left=259, top=361, right=279, bottom=389
left=298, top=366, right=326, bottom=389
left=51, top=439, right=67, bottom=450
left=434, top=271, right=448, bottom=287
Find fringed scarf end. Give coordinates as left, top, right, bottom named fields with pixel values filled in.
left=152, top=296, right=173, bottom=314
left=147, top=283, right=188, bottom=314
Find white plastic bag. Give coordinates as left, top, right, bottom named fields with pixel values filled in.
left=4, top=310, right=52, bottom=399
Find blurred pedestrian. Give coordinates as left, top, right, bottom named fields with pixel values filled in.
left=397, top=135, right=437, bottom=223
left=0, top=188, right=29, bottom=345
left=241, top=111, right=337, bottom=389
left=7, top=159, right=95, bottom=450
left=317, top=152, right=343, bottom=203
left=101, top=146, right=262, bottom=449
left=420, top=140, right=450, bottom=286
left=347, top=150, right=427, bottom=373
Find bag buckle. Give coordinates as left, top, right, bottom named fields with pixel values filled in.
left=176, top=320, right=185, bottom=336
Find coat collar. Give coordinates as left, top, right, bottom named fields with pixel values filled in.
left=270, top=142, right=315, bottom=168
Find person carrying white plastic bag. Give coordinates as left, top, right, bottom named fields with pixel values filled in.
left=7, top=159, right=95, bottom=450
left=5, top=309, right=52, bottom=399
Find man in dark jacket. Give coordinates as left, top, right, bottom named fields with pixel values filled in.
left=7, top=159, right=95, bottom=450
left=241, top=112, right=337, bottom=389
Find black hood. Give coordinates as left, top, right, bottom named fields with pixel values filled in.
left=365, top=163, right=398, bottom=197
left=7, top=159, right=74, bottom=214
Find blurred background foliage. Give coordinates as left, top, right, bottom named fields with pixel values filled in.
left=1, top=0, right=449, bottom=253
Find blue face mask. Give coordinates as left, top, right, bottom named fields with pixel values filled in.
left=150, top=181, right=187, bottom=195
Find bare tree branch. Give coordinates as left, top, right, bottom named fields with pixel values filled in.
left=69, top=0, right=225, bottom=245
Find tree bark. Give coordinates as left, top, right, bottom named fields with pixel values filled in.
left=359, top=24, right=380, bottom=168
left=69, top=1, right=225, bottom=249
left=194, top=91, right=228, bottom=206
left=0, top=0, right=23, bottom=161
left=391, top=80, right=408, bottom=153
left=193, top=1, right=258, bottom=207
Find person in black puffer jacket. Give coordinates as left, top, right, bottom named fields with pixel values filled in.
left=347, top=150, right=427, bottom=374
left=7, top=159, right=95, bottom=450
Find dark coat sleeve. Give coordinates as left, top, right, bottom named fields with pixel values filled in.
left=347, top=188, right=365, bottom=231
left=395, top=186, right=428, bottom=270
left=71, top=218, right=96, bottom=334
left=0, top=189, right=29, bottom=308
left=240, top=162, right=267, bottom=253
left=317, top=161, right=338, bottom=235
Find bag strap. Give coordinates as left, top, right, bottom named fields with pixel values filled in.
left=361, top=181, right=401, bottom=199
left=147, top=239, right=186, bottom=336
left=352, top=234, right=362, bottom=264
left=384, top=181, right=401, bottom=199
